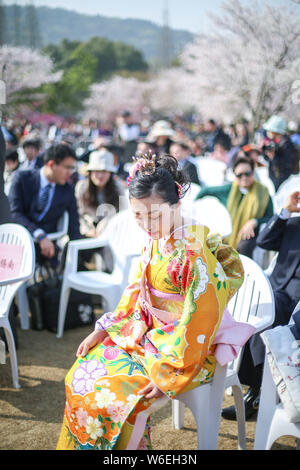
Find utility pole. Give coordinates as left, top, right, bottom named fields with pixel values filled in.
left=25, top=0, right=42, bottom=49
left=0, top=0, right=6, bottom=46
left=13, top=1, right=22, bottom=46
left=160, top=0, right=173, bottom=68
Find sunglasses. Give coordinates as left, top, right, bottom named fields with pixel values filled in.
left=235, top=171, right=253, bottom=178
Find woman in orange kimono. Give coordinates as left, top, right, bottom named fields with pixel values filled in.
left=57, top=153, right=246, bottom=450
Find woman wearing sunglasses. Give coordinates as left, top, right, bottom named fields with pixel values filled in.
left=196, top=156, right=274, bottom=258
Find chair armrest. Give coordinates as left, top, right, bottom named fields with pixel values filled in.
left=68, top=237, right=109, bottom=252
left=64, top=237, right=110, bottom=275
left=47, top=230, right=67, bottom=241
left=248, top=315, right=274, bottom=333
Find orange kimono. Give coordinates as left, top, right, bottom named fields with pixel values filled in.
left=57, top=224, right=244, bottom=450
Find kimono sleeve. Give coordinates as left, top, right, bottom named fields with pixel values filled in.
left=144, top=235, right=230, bottom=398
left=94, top=256, right=143, bottom=332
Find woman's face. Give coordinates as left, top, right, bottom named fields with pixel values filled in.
left=90, top=170, right=111, bottom=189
left=130, top=193, right=180, bottom=240
left=234, top=163, right=254, bottom=189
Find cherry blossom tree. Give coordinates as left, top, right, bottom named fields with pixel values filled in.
left=83, top=75, right=147, bottom=122
left=143, top=67, right=194, bottom=117
left=0, top=45, right=61, bottom=104
left=180, top=0, right=300, bottom=127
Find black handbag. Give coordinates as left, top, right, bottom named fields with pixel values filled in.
left=27, top=266, right=95, bottom=333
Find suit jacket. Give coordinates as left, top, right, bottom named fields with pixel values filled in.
left=8, top=169, right=81, bottom=240
left=18, top=153, right=44, bottom=171
left=0, top=127, right=12, bottom=223
left=256, top=214, right=300, bottom=296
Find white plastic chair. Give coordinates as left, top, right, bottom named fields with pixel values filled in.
left=255, top=167, right=276, bottom=197
left=16, top=211, right=69, bottom=330
left=56, top=209, right=148, bottom=339
left=272, top=174, right=300, bottom=213
left=126, top=362, right=227, bottom=450
left=254, top=301, right=300, bottom=450
left=182, top=196, right=232, bottom=238
left=195, top=157, right=227, bottom=187
left=0, top=223, right=35, bottom=388
left=172, top=255, right=275, bottom=449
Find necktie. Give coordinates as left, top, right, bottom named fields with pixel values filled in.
left=37, top=183, right=51, bottom=214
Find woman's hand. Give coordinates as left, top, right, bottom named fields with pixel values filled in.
left=239, top=218, right=257, bottom=240
left=138, top=381, right=165, bottom=400
left=76, top=330, right=108, bottom=357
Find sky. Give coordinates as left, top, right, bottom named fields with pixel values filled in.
left=3, top=0, right=295, bottom=34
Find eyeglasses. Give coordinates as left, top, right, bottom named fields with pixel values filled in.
left=235, top=171, right=253, bottom=178
left=59, top=164, right=76, bottom=173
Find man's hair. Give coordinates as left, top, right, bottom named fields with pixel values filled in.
left=233, top=156, right=255, bottom=172
left=23, top=139, right=41, bottom=150
left=44, top=143, right=76, bottom=164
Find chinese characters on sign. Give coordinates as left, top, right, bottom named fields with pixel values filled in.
left=0, top=244, right=24, bottom=281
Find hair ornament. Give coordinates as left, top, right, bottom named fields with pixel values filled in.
left=127, top=151, right=157, bottom=186
left=176, top=182, right=182, bottom=199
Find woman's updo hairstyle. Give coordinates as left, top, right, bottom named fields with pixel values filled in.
left=128, top=152, right=190, bottom=204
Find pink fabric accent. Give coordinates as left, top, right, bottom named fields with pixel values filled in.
left=212, top=308, right=256, bottom=366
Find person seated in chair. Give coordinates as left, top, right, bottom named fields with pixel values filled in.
left=19, top=136, right=44, bottom=171
left=170, top=141, right=201, bottom=186
left=8, top=143, right=81, bottom=266
left=222, top=190, right=300, bottom=421
left=195, top=156, right=274, bottom=259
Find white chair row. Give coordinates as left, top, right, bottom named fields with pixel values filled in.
left=0, top=223, right=35, bottom=388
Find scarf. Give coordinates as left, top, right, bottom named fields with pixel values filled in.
left=226, top=180, right=269, bottom=248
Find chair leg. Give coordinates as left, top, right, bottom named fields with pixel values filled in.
left=206, top=363, right=227, bottom=450
left=16, top=282, right=30, bottom=330
left=172, top=400, right=185, bottom=429
left=175, top=386, right=211, bottom=449
left=254, top=358, right=277, bottom=450
left=3, top=319, right=20, bottom=389
left=56, top=285, right=71, bottom=339
left=231, top=384, right=246, bottom=450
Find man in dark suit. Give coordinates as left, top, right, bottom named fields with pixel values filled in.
left=0, top=126, right=12, bottom=223
left=8, top=143, right=81, bottom=263
left=222, top=190, right=300, bottom=420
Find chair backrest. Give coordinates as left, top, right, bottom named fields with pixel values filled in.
left=226, top=255, right=275, bottom=371
left=180, top=182, right=201, bottom=213
left=47, top=211, right=69, bottom=241
left=255, top=167, right=276, bottom=197
left=272, top=174, right=300, bottom=213
left=195, top=157, right=227, bottom=186
left=182, top=196, right=232, bottom=238
left=227, top=254, right=275, bottom=329
left=99, top=209, right=148, bottom=286
left=0, top=223, right=35, bottom=315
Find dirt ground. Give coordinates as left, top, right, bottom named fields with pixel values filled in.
left=0, top=317, right=297, bottom=451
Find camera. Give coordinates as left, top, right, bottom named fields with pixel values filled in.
left=262, top=141, right=276, bottom=160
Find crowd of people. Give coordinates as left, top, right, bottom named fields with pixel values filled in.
left=0, top=109, right=300, bottom=450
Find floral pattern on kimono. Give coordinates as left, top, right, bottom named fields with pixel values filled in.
left=56, top=224, right=244, bottom=450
